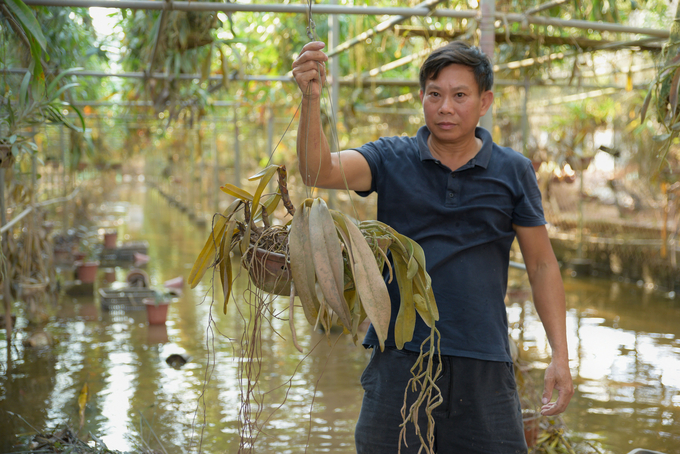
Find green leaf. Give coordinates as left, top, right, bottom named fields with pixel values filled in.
left=640, top=81, right=653, bottom=123
left=670, top=68, right=680, bottom=116
left=188, top=200, right=241, bottom=287
left=19, top=71, right=32, bottom=106
left=220, top=184, right=253, bottom=201
left=48, top=83, right=80, bottom=103
left=392, top=253, right=415, bottom=350
left=4, top=0, right=47, bottom=53
left=219, top=220, right=237, bottom=314
left=27, top=35, right=44, bottom=86
left=653, top=134, right=671, bottom=142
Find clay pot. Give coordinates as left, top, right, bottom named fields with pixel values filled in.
left=104, top=230, right=118, bottom=250
left=75, top=261, right=99, bottom=283
left=104, top=269, right=116, bottom=283
left=143, top=297, right=169, bottom=325
left=247, top=247, right=291, bottom=296
left=522, top=410, right=540, bottom=448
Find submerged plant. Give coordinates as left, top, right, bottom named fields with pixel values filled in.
left=189, top=163, right=441, bottom=453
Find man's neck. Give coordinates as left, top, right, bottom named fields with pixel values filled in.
left=427, top=133, right=483, bottom=171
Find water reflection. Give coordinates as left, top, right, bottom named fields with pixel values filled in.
left=1, top=181, right=679, bottom=453
left=508, top=272, right=680, bottom=453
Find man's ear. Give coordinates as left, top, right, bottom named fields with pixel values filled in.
left=479, top=90, right=494, bottom=116
left=419, top=89, right=424, bottom=103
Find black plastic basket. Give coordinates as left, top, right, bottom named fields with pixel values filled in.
left=99, top=287, right=157, bottom=311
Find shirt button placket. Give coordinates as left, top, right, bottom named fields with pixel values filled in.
left=447, top=173, right=458, bottom=206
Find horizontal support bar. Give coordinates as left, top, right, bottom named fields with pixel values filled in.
left=0, top=207, right=32, bottom=234
left=1, top=187, right=82, bottom=234
left=20, top=0, right=669, bottom=38
left=0, top=68, right=652, bottom=90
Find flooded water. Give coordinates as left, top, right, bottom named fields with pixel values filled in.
left=1, top=178, right=679, bottom=453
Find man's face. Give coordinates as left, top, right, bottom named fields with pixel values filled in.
left=419, top=64, right=493, bottom=144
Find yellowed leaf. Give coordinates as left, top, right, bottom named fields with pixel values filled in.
left=309, top=198, right=351, bottom=330
left=288, top=199, right=321, bottom=326
left=340, top=212, right=391, bottom=350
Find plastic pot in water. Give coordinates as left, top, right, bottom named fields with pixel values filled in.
left=143, top=297, right=170, bottom=325
left=75, top=261, right=99, bottom=284
left=104, top=230, right=118, bottom=249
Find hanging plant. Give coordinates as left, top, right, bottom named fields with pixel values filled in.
left=188, top=163, right=442, bottom=453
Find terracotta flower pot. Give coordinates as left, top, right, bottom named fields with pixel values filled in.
left=75, top=261, right=100, bottom=283
left=522, top=410, right=540, bottom=448
left=143, top=298, right=169, bottom=325
left=247, top=247, right=291, bottom=296
left=104, top=230, right=118, bottom=250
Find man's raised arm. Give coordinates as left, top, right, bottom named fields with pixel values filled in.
left=292, top=41, right=372, bottom=192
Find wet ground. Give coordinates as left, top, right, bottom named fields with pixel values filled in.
left=1, top=178, right=679, bottom=453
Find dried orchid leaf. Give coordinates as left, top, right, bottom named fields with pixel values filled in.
left=309, top=198, right=352, bottom=330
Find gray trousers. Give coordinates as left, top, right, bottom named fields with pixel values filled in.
left=355, top=347, right=528, bottom=454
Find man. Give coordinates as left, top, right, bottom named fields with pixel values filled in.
left=292, top=40, right=573, bottom=453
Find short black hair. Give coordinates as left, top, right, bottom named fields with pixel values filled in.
left=419, top=41, right=494, bottom=93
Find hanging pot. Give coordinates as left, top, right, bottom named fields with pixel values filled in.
left=246, top=247, right=291, bottom=296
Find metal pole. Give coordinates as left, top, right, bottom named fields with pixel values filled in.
left=479, top=0, right=495, bottom=132
left=1, top=68, right=658, bottom=90
left=266, top=104, right=277, bottom=195
left=18, top=0, right=671, bottom=39
left=21, top=0, right=472, bottom=17
left=233, top=108, right=241, bottom=188
left=325, top=0, right=448, bottom=58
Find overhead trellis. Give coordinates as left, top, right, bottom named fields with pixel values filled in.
left=1, top=0, right=671, bottom=130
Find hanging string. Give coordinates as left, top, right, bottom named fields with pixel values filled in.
left=264, top=0, right=359, bottom=219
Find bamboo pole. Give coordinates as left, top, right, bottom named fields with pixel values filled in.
left=662, top=182, right=669, bottom=259
left=212, top=122, right=219, bottom=214
left=522, top=75, right=530, bottom=157
left=0, top=168, right=12, bottom=350
left=479, top=0, right=495, bottom=132
left=60, top=126, right=67, bottom=233
left=525, top=0, right=569, bottom=15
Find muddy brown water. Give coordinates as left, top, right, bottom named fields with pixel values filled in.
left=1, top=179, right=679, bottom=453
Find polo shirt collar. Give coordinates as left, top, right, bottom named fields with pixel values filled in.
left=417, top=126, right=493, bottom=169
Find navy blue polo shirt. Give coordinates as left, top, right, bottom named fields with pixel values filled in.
left=354, top=126, right=545, bottom=363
